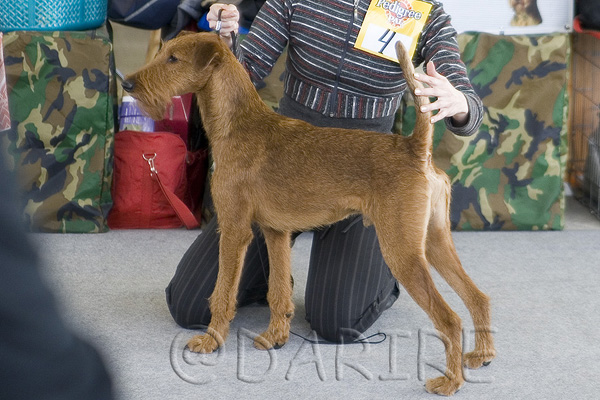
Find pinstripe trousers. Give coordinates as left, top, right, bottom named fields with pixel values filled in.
left=165, top=215, right=399, bottom=343
left=165, top=96, right=401, bottom=342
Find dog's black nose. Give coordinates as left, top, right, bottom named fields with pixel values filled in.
left=121, top=80, right=135, bottom=93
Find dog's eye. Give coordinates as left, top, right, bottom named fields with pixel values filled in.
left=167, top=55, right=178, bottom=63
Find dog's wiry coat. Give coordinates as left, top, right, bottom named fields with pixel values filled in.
left=124, top=32, right=496, bottom=396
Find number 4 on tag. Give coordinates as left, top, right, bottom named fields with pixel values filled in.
left=378, top=29, right=397, bottom=53
left=359, top=24, right=412, bottom=61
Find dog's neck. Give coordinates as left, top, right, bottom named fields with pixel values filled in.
left=194, top=50, right=273, bottom=144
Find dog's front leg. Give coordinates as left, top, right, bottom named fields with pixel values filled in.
left=254, top=227, right=294, bottom=350
left=187, top=225, right=254, bottom=353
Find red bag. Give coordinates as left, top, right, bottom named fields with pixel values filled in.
left=108, top=130, right=207, bottom=229
left=154, top=94, right=193, bottom=143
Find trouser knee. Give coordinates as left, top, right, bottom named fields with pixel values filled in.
left=165, top=283, right=212, bottom=329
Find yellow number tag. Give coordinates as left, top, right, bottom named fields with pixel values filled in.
left=355, top=0, right=433, bottom=62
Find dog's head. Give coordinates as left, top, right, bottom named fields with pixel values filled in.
left=122, top=32, right=227, bottom=121
left=509, top=0, right=537, bottom=13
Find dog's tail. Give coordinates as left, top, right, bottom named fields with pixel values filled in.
left=395, top=42, right=433, bottom=161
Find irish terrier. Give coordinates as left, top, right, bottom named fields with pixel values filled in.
left=123, top=32, right=496, bottom=395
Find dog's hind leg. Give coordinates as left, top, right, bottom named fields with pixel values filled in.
left=373, top=202, right=464, bottom=396
left=426, top=175, right=496, bottom=369
left=187, top=222, right=254, bottom=353
left=254, top=227, right=295, bottom=350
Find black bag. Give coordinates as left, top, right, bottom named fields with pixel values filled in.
left=237, top=0, right=266, bottom=30
left=577, top=0, right=600, bottom=31
left=108, top=0, right=180, bottom=30
left=584, top=120, right=600, bottom=204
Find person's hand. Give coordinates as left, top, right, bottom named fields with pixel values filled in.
left=207, top=3, right=240, bottom=46
left=414, top=61, right=469, bottom=126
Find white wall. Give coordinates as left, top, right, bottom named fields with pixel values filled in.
left=440, top=0, right=574, bottom=35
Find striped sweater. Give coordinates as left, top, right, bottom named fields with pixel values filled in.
left=238, top=0, right=483, bottom=136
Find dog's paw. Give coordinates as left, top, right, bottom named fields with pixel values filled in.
left=187, top=334, right=221, bottom=353
left=464, top=349, right=496, bottom=369
left=425, top=376, right=464, bottom=396
left=254, top=330, right=289, bottom=351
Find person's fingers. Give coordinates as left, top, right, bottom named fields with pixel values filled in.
left=207, top=3, right=240, bottom=32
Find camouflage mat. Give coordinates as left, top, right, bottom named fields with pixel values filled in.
left=2, top=27, right=116, bottom=233
left=401, top=33, right=569, bottom=230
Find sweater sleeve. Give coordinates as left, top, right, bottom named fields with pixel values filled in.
left=444, top=92, right=483, bottom=136
left=415, top=4, right=483, bottom=136
left=237, top=0, right=291, bottom=84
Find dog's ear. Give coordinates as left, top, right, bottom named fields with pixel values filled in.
left=176, top=30, right=196, bottom=38
left=195, top=40, right=222, bottom=71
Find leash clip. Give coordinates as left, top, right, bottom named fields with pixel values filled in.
left=143, top=153, right=158, bottom=176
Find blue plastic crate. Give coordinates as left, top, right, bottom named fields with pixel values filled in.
left=0, top=0, right=107, bottom=31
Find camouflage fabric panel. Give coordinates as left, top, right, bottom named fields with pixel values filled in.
left=2, top=27, right=116, bottom=233
left=255, top=46, right=287, bottom=111
left=401, top=33, right=569, bottom=230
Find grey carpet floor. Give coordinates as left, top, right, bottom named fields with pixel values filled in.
left=33, top=224, right=600, bottom=400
